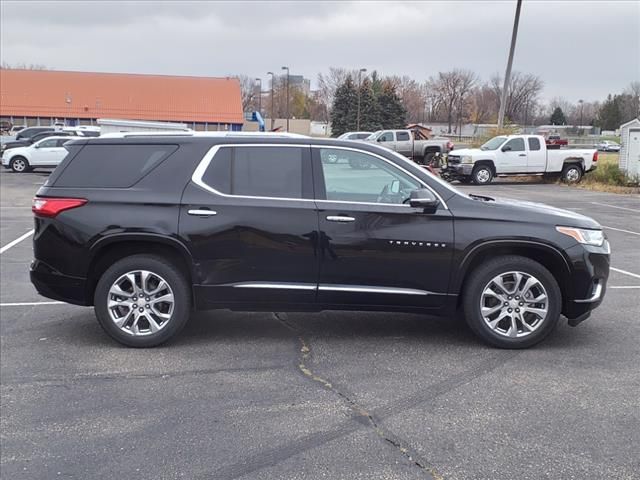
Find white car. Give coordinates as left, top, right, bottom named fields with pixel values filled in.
left=596, top=140, right=621, bottom=152
left=2, top=136, right=73, bottom=173
left=337, top=131, right=373, bottom=140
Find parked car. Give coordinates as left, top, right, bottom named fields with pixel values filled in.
left=596, top=140, right=621, bottom=152
left=445, top=135, right=598, bottom=184
left=2, top=136, right=74, bottom=172
left=1, top=129, right=99, bottom=156
left=337, top=131, right=374, bottom=141
left=365, top=129, right=454, bottom=163
left=30, top=132, right=609, bottom=349
left=14, top=126, right=55, bottom=141
left=9, top=125, right=26, bottom=136
left=545, top=134, right=569, bottom=149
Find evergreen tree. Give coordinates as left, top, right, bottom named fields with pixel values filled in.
left=549, top=107, right=566, bottom=125
left=596, top=94, right=623, bottom=131
left=377, top=81, right=407, bottom=129
left=358, top=77, right=381, bottom=131
left=330, top=75, right=358, bottom=137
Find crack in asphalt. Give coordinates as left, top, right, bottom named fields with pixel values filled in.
left=274, top=312, right=443, bottom=480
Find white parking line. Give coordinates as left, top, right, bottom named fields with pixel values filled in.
left=603, top=226, right=640, bottom=236
left=591, top=202, right=640, bottom=213
left=0, top=229, right=34, bottom=254
left=609, top=286, right=640, bottom=289
left=0, top=301, right=65, bottom=307
left=611, top=267, right=640, bottom=280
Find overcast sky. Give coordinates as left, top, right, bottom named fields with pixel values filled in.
left=1, top=0, right=638, bottom=103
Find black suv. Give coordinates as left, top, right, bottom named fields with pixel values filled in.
left=30, top=133, right=610, bottom=348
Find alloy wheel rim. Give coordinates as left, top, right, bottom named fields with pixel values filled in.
left=107, top=270, right=174, bottom=336
left=13, top=159, right=25, bottom=171
left=477, top=169, right=490, bottom=183
left=480, top=271, right=548, bottom=338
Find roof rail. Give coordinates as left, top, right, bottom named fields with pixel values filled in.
left=99, top=131, right=309, bottom=139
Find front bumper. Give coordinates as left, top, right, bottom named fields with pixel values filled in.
left=30, top=259, right=89, bottom=306
left=446, top=163, right=473, bottom=176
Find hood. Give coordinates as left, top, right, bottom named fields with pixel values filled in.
left=485, top=195, right=601, bottom=229
left=448, top=148, right=487, bottom=156
left=4, top=145, right=30, bottom=157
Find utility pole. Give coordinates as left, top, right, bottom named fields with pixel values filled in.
left=255, top=78, right=262, bottom=116
left=578, top=99, right=584, bottom=136
left=356, top=68, right=367, bottom=130
left=267, top=72, right=274, bottom=131
left=281, top=66, right=290, bottom=132
left=497, top=0, right=523, bottom=130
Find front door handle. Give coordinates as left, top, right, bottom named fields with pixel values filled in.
left=188, top=209, right=217, bottom=217
left=518, top=154, right=527, bottom=157
left=326, top=215, right=355, bottom=223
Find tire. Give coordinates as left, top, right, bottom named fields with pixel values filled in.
left=94, top=254, right=191, bottom=347
left=471, top=164, right=493, bottom=185
left=561, top=164, right=583, bottom=183
left=10, top=156, right=30, bottom=173
left=462, top=255, right=561, bottom=349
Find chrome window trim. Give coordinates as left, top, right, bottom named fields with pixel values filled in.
left=192, top=143, right=448, bottom=209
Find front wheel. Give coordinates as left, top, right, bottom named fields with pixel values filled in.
left=561, top=164, right=583, bottom=183
left=94, top=255, right=191, bottom=347
left=472, top=164, right=493, bottom=185
left=462, top=256, right=561, bottom=349
left=10, top=156, right=30, bottom=173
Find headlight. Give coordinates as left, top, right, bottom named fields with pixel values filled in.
left=556, top=226, right=605, bottom=246
left=461, top=155, right=473, bottom=164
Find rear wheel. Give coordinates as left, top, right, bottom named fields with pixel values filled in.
left=94, top=255, right=191, bottom=347
left=561, top=164, right=583, bottom=183
left=472, top=164, right=493, bottom=185
left=462, top=256, right=561, bottom=349
left=10, top=156, right=30, bottom=173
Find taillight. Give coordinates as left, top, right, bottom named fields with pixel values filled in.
left=593, top=151, right=598, bottom=162
left=32, top=197, right=87, bottom=218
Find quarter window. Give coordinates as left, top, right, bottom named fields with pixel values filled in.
left=528, top=137, right=541, bottom=151
left=396, top=131, right=410, bottom=141
left=504, top=138, right=525, bottom=152
left=318, top=148, right=420, bottom=204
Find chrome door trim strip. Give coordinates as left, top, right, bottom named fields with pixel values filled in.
left=318, top=284, right=436, bottom=296
left=227, top=282, right=317, bottom=291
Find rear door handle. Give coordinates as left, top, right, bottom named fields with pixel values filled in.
left=188, top=209, right=217, bottom=217
left=326, top=215, right=355, bottom=223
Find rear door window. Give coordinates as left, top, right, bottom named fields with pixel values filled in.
left=528, top=137, right=541, bottom=151
left=54, top=144, right=178, bottom=188
left=396, top=131, right=410, bottom=141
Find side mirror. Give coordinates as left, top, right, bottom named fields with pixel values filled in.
left=501, top=145, right=512, bottom=152
left=377, top=137, right=384, bottom=142
left=409, top=188, right=439, bottom=211
left=34, top=144, right=41, bottom=148
left=389, top=179, right=400, bottom=194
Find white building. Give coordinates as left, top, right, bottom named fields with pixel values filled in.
left=618, top=118, right=640, bottom=177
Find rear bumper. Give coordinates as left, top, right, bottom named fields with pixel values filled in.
left=30, top=259, right=89, bottom=306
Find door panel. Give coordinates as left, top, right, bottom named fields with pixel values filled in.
left=526, top=137, right=546, bottom=172
left=497, top=137, right=527, bottom=173
left=179, top=145, right=319, bottom=307
left=313, top=147, right=454, bottom=309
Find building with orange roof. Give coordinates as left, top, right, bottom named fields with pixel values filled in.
left=0, top=69, right=244, bottom=131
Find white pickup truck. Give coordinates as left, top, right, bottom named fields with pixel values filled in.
left=364, top=129, right=454, bottom=162
left=445, top=134, right=598, bottom=185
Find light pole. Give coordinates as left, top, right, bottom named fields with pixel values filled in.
left=578, top=99, right=584, bottom=136
left=523, top=97, right=529, bottom=133
left=497, top=0, right=523, bottom=129
left=267, top=72, right=274, bottom=130
left=281, top=66, right=290, bottom=131
left=356, top=68, right=367, bottom=130
left=255, top=78, right=262, bottom=116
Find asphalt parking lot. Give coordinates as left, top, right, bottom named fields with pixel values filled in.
left=1, top=168, right=639, bottom=480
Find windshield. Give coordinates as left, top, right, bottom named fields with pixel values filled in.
left=481, top=136, right=507, bottom=151
left=366, top=131, right=382, bottom=140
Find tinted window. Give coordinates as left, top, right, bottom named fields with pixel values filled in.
left=355, top=133, right=370, bottom=139
left=38, top=139, right=58, bottom=148
left=56, top=139, right=71, bottom=147
left=233, top=146, right=304, bottom=198
left=55, top=144, right=178, bottom=188
left=528, top=137, right=541, bottom=151
left=201, top=147, right=231, bottom=194
left=396, top=131, right=410, bottom=141
left=318, top=148, right=420, bottom=204
left=504, top=138, right=525, bottom=152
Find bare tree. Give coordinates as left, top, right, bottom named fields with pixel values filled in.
left=235, top=74, right=259, bottom=113
left=388, top=75, right=426, bottom=124
left=316, top=67, right=360, bottom=123
left=427, top=69, right=477, bottom=133
left=1, top=62, right=49, bottom=70
left=490, top=72, right=543, bottom=124
left=470, top=84, right=498, bottom=124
